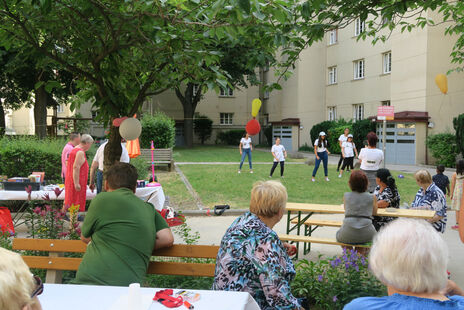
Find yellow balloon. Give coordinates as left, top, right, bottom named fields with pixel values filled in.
left=251, top=99, right=262, bottom=117
left=435, top=74, right=448, bottom=94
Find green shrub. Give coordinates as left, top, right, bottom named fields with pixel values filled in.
left=264, top=126, right=273, bottom=147
left=310, top=121, right=334, bottom=146
left=217, top=129, right=245, bottom=145
left=292, top=249, right=387, bottom=309
left=352, top=119, right=376, bottom=152
left=453, top=114, right=464, bottom=156
left=130, top=156, right=149, bottom=180
left=194, top=115, right=213, bottom=144
left=298, top=143, right=314, bottom=152
left=328, top=125, right=352, bottom=154
left=140, top=113, right=175, bottom=149
left=426, top=133, right=458, bottom=167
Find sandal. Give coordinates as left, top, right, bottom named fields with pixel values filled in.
left=451, top=225, right=459, bottom=230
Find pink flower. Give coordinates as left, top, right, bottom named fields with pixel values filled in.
left=25, top=185, right=32, bottom=201
left=58, top=232, right=69, bottom=238
left=40, top=210, right=46, bottom=217
left=42, top=193, right=50, bottom=201
left=53, top=188, right=64, bottom=198
left=33, top=207, right=42, bottom=215
left=76, top=228, right=81, bottom=235
left=45, top=205, right=52, bottom=212
left=73, top=222, right=80, bottom=229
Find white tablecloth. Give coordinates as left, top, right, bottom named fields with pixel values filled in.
left=0, top=186, right=165, bottom=210
left=38, top=284, right=261, bottom=310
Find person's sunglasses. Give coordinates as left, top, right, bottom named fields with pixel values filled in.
left=31, top=275, right=44, bottom=298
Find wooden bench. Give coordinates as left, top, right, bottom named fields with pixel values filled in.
left=12, top=238, right=219, bottom=283
left=290, top=219, right=342, bottom=228
left=140, top=148, right=174, bottom=171
left=279, top=234, right=371, bottom=249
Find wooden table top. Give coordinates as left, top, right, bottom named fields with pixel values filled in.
left=286, top=202, right=436, bottom=220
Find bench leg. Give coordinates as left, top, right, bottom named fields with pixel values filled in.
left=45, top=253, right=63, bottom=284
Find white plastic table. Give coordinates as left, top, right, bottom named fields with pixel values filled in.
left=38, top=284, right=261, bottom=310
left=0, top=186, right=165, bottom=210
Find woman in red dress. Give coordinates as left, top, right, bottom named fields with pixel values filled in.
left=64, top=134, right=94, bottom=212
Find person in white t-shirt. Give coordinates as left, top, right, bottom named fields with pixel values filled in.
left=358, top=132, right=384, bottom=193
left=269, top=137, right=287, bottom=178
left=339, top=134, right=358, bottom=178
left=337, top=128, right=350, bottom=172
left=238, top=133, right=253, bottom=174
left=312, top=132, right=331, bottom=182
left=89, top=141, right=130, bottom=193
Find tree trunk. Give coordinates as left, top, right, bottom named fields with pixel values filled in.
left=103, top=122, right=123, bottom=170
left=0, top=104, right=5, bottom=136
left=34, top=85, right=48, bottom=139
left=175, top=83, right=203, bottom=148
left=183, top=104, right=194, bottom=148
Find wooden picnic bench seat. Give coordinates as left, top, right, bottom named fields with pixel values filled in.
left=290, top=219, right=342, bottom=228
left=12, top=238, right=219, bottom=283
left=279, top=234, right=371, bottom=248
left=140, top=148, right=174, bottom=171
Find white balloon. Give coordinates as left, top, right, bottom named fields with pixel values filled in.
left=119, top=118, right=142, bottom=141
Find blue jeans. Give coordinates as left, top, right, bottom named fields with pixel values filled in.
left=96, top=170, right=104, bottom=194
left=239, top=148, right=252, bottom=170
left=312, top=151, right=328, bottom=177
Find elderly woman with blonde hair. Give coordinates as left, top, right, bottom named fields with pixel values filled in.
left=0, top=247, right=43, bottom=310
left=411, top=169, right=448, bottom=233
left=345, top=218, right=464, bottom=309
left=213, top=181, right=302, bottom=310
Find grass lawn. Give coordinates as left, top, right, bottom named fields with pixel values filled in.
left=156, top=170, right=197, bottom=210
left=178, top=164, right=421, bottom=209
left=173, top=145, right=302, bottom=162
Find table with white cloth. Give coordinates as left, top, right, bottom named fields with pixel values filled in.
left=0, top=186, right=165, bottom=210
left=38, top=284, right=261, bottom=310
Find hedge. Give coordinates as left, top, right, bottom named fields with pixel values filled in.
left=140, top=113, right=176, bottom=149
left=426, top=133, right=458, bottom=167
left=217, top=129, right=245, bottom=145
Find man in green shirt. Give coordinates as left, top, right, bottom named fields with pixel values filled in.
left=74, top=162, right=174, bottom=286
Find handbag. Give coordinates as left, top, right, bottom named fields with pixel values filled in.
left=0, top=207, right=15, bottom=235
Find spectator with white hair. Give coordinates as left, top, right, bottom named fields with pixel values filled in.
left=344, top=218, right=464, bottom=309
left=0, top=247, right=43, bottom=310
left=64, top=134, right=94, bottom=214
left=411, top=169, right=448, bottom=233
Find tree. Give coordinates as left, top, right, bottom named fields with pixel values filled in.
left=194, top=115, right=213, bottom=144
left=0, top=0, right=454, bottom=164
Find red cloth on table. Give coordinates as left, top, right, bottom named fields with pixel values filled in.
left=64, top=147, right=89, bottom=212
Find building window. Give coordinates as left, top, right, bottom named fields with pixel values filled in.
left=353, top=104, right=364, bottom=121
left=353, top=59, right=365, bottom=80
left=381, top=100, right=391, bottom=106
left=220, top=86, right=234, bottom=97
left=220, top=113, right=233, bottom=125
left=329, top=29, right=338, bottom=45
left=328, top=66, right=337, bottom=85
left=354, top=18, right=365, bottom=36
left=328, top=107, right=337, bottom=121
left=383, top=52, right=392, bottom=74
left=263, top=89, right=270, bottom=99
left=57, top=104, right=64, bottom=113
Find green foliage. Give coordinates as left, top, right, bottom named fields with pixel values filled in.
left=453, top=114, right=464, bottom=156
left=217, top=130, right=245, bottom=145
left=310, top=121, right=334, bottom=146
left=426, top=133, right=458, bottom=167
left=0, top=231, right=12, bottom=250
left=194, top=115, right=213, bottom=144
left=310, top=119, right=351, bottom=151
left=298, top=143, right=314, bottom=152
left=264, top=126, right=273, bottom=147
left=328, top=125, right=352, bottom=154
left=57, top=113, right=90, bottom=135
left=352, top=119, right=377, bottom=152
left=140, top=113, right=175, bottom=149
left=292, top=250, right=387, bottom=309
left=130, top=156, right=149, bottom=180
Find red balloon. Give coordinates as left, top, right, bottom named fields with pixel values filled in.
left=112, top=117, right=128, bottom=127
left=246, top=119, right=261, bottom=136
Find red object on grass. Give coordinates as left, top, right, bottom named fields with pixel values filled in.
left=246, top=119, right=261, bottom=136
left=0, top=207, right=15, bottom=235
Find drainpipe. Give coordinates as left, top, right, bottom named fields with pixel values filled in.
left=425, top=121, right=428, bottom=165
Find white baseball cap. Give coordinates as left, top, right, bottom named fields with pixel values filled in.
left=319, top=131, right=326, bottom=136
left=348, top=134, right=353, bottom=138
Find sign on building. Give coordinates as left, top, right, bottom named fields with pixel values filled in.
left=377, top=106, right=395, bottom=121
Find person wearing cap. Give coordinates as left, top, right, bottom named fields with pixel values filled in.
left=312, top=132, right=330, bottom=182
left=338, top=134, right=358, bottom=178
left=337, top=128, right=350, bottom=172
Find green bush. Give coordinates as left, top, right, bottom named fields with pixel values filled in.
left=140, top=113, right=176, bottom=149
left=217, top=129, right=245, bottom=145
left=453, top=114, right=464, bottom=156
left=298, top=143, right=314, bottom=152
left=310, top=121, right=334, bottom=146
left=426, top=133, right=458, bottom=167
left=292, top=249, right=387, bottom=309
left=264, top=126, right=273, bottom=147
left=130, top=156, right=149, bottom=180
left=352, top=119, right=376, bottom=152
left=328, top=125, right=352, bottom=154
left=194, top=115, right=213, bottom=144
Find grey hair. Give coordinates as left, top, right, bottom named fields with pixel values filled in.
left=80, top=134, right=94, bottom=144
left=369, top=218, right=448, bottom=293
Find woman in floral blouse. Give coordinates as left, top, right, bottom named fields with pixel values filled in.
left=372, top=169, right=400, bottom=231
left=212, top=181, right=302, bottom=310
left=411, top=169, right=448, bottom=233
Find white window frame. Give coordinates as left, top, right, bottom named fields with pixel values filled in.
left=383, top=52, right=392, bottom=74
left=353, top=104, right=364, bottom=121
left=57, top=104, right=64, bottom=113
left=328, top=107, right=337, bottom=121
left=220, top=86, right=234, bottom=97
left=381, top=100, right=391, bottom=106
left=328, top=66, right=337, bottom=85
left=354, top=18, right=365, bottom=36
left=220, top=113, right=233, bottom=125
left=353, top=59, right=365, bottom=80
left=329, top=29, right=338, bottom=45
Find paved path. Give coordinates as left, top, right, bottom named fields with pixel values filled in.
left=176, top=162, right=305, bottom=165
